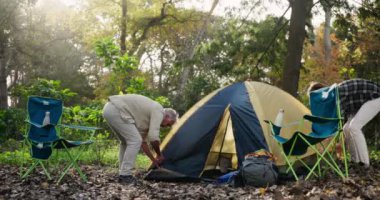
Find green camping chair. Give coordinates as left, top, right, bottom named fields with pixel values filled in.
left=265, top=85, right=348, bottom=181
left=21, top=96, right=100, bottom=183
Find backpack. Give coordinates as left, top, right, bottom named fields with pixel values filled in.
left=240, top=150, right=278, bottom=187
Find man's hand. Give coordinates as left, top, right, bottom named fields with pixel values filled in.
left=156, top=155, right=165, bottom=165
left=141, top=142, right=160, bottom=168
left=152, top=158, right=161, bottom=168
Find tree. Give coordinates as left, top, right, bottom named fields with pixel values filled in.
left=321, top=0, right=333, bottom=63
left=320, top=0, right=350, bottom=65
left=0, top=0, right=23, bottom=108
left=334, top=0, right=380, bottom=82
left=10, top=79, right=77, bottom=108
left=281, top=0, right=313, bottom=97
left=299, top=25, right=343, bottom=96
left=175, top=0, right=219, bottom=113
left=195, top=16, right=288, bottom=84
left=120, top=0, right=127, bottom=54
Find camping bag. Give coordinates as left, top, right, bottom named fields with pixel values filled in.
left=241, top=151, right=278, bottom=187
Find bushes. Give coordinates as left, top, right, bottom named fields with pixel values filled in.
left=62, top=101, right=112, bottom=140
left=10, top=79, right=77, bottom=108
left=0, top=108, right=26, bottom=144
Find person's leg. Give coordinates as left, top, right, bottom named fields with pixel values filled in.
left=116, top=124, right=142, bottom=176
left=106, top=125, right=126, bottom=170
left=343, top=117, right=360, bottom=163
left=103, top=102, right=142, bottom=176
left=346, top=97, right=380, bottom=166
left=118, top=142, right=126, bottom=170
left=103, top=103, right=126, bottom=170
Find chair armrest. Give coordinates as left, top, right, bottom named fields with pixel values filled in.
left=60, top=124, right=101, bottom=131
left=264, top=119, right=303, bottom=128
left=25, top=119, right=43, bottom=128
left=59, top=124, right=101, bottom=140
left=264, top=120, right=281, bottom=136
left=25, top=119, right=58, bottom=128
left=303, top=115, right=341, bottom=123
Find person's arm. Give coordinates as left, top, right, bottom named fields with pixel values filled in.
left=147, top=109, right=163, bottom=142
left=141, top=142, right=160, bottom=168
left=150, top=140, right=161, bottom=156
left=150, top=140, right=165, bottom=164
left=146, top=107, right=165, bottom=164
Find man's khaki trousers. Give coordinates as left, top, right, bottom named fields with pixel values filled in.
left=103, top=102, right=142, bottom=176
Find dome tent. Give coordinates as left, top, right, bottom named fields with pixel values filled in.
left=155, top=81, right=314, bottom=180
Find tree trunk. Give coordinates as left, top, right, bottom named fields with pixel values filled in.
left=323, top=5, right=332, bottom=63
left=120, top=0, right=127, bottom=55
left=158, top=45, right=166, bottom=94
left=281, top=0, right=313, bottom=97
left=0, top=43, right=8, bottom=109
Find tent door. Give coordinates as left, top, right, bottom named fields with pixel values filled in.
left=201, top=105, right=238, bottom=177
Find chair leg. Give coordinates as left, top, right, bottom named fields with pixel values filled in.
left=341, top=132, right=349, bottom=178
left=19, top=139, right=27, bottom=177
left=39, top=160, right=52, bottom=180
left=57, top=145, right=88, bottom=184
left=317, top=153, right=322, bottom=177
left=21, top=161, right=38, bottom=179
left=297, top=157, right=319, bottom=178
left=303, top=135, right=345, bottom=180
left=282, top=152, right=299, bottom=181
left=21, top=160, right=52, bottom=180
left=319, top=142, right=341, bottom=172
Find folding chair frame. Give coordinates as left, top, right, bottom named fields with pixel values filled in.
left=20, top=96, right=100, bottom=183
left=20, top=138, right=53, bottom=180
left=266, top=87, right=349, bottom=181
left=268, top=123, right=320, bottom=181
left=56, top=125, right=99, bottom=183
left=303, top=90, right=349, bottom=180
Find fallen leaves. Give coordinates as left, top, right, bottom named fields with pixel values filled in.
left=0, top=161, right=379, bottom=199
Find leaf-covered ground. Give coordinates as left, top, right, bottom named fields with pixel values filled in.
left=1, top=162, right=380, bottom=200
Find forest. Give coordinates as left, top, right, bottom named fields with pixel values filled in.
left=0, top=0, right=380, bottom=199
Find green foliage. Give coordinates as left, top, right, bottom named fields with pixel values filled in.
left=94, top=38, right=149, bottom=98
left=95, top=38, right=138, bottom=72
left=63, top=104, right=104, bottom=126
left=94, top=38, right=173, bottom=110
left=10, top=79, right=77, bottom=108
left=183, top=76, right=219, bottom=110
left=339, top=67, right=356, bottom=79
left=125, top=77, right=147, bottom=94
left=94, top=38, right=120, bottom=67
left=154, top=96, right=171, bottom=108
left=195, top=16, right=288, bottom=84
left=61, top=100, right=112, bottom=142
left=333, top=1, right=380, bottom=82
left=0, top=108, right=26, bottom=143
left=370, top=150, right=380, bottom=160
left=0, top=150, right=31, bottom=165
left=1, top=0, right=96, bottom=106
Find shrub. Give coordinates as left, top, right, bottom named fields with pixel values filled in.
left=0, top=108, right=26, bottom=144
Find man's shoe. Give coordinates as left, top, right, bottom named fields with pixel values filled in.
left=118, top=175, right=137, bottom=184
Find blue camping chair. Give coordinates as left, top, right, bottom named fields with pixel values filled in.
left=21, top=96, right=100, bottom=183
left=265, top=85, right=348, bottom=180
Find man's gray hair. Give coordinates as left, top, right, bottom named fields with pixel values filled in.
left=164, top=108, right=179, bottom=122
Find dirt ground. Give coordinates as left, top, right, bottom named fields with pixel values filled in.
left=1, top=162, right=380, bottom=200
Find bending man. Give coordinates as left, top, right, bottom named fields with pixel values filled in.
left=103, top=94, right=178, bottom=183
